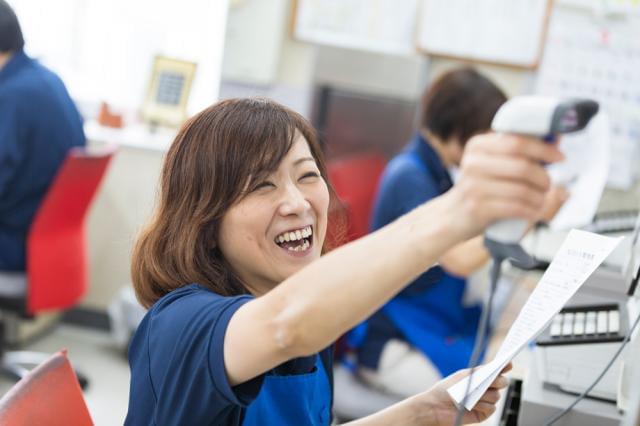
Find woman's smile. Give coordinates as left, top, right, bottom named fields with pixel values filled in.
left=274, top=225, right=314, bottom=256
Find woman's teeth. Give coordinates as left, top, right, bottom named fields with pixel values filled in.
left=275, top=226, right=312, bottom=243
left=288, top=240, right=310, bottom=252
left=275, top=226, right=313, bottom=252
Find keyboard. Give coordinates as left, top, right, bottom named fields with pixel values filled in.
left=537, top=304, right=625, bottom=346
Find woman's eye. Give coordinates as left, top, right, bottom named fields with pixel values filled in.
left=300, top=171, right=320, bottom=180
left=253, top=181, right=275, bottom=191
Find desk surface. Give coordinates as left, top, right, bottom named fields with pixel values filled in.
left=85, top=120, right=176, bottom=152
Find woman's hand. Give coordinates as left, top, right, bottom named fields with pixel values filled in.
left=411, top=363, right=512, bottom=425
left=446, top=133, right=564, bottom=241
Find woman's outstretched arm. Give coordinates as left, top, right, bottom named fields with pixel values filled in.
left=224, top=133, right=563, bottom=385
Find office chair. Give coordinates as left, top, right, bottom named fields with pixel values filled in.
left=0, top=146, right=115, bottom=386
left=327, top=153, right=386, bottom=242
left=0, top=349, right=93, bottom=426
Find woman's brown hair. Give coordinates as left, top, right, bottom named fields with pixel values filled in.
left=132, top=98, right=343, bottom=308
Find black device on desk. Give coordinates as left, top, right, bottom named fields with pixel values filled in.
left=534, top=210, right=640, bottom=411
left=535, top=302, right=628, bottom=401
left=509, top=211, right=639, bottom=273
left=537, top=303, right=625, bottom=347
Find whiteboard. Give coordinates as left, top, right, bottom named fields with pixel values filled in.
left=293, top=0, right=418, bottom=56
left=417, top=0, right=552, bottom=68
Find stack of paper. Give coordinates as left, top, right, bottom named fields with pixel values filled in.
left=448, top=229, right=623, bottom=410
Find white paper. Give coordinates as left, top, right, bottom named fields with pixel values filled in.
left=448, top=230, right=623, bottom=410
left=548, top=113, right=610, bottom=230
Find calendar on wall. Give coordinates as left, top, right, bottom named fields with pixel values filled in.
left=535, top=5, right=640, bottom=189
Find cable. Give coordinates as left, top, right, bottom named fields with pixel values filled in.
left=544, top=308, right=640, bottom=426
left=454, top=254, right=505, bottom=426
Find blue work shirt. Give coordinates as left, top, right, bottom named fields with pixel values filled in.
left=351, top=133, right=481, bottom=377
left=0, top=50, right=85, bottom=271
left=126, top=284, right=333, bottom=425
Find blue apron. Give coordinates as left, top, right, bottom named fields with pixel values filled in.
left=242, top=354, right=332, bottom=425
left=382, top=274, right=481, bottom=377
left=349, top=145, right=482, bottom=377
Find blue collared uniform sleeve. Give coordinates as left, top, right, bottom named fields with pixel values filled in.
left=0, top=95, right=24, bottom=197
left=126, top=285, right=265, bottom=425
left=370, top=155, right=440, bottom=231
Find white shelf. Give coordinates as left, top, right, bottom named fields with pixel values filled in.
left=84, top=120, right=176, bottom=153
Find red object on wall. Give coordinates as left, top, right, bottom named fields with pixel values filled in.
left=26, top=146, right=115, bottom=314
left=327, top=153, right=386, bottom=243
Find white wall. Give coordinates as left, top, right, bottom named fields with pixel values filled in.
left=12, top=0, right=228, bottom=116
left=78, top=1, right=230, bottom=310
left=81, top=0, right=636, bottom=311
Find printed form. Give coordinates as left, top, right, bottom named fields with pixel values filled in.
left=448, top=229, right=623, bottom=410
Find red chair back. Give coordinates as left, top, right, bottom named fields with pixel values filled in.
left=327, top=153, right=386, bottom=242
left=26, top=147, right=114, bottom=314
left=0, top=350, right=93, bottom=426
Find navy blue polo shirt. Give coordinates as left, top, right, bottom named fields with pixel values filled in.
left=354, top=133, right=479, bottom=373
left=126, top=284, right=334, bottom=425
left=0, top=50, right=85, bottom=271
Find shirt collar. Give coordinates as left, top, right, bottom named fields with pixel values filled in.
left=0, top=50, right=30, bottom=83
left=410, top=132, right=453, bottom=194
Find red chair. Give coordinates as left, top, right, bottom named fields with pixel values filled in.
left=0, top=146, right=115, bottom=383
left=327, top=153, right=386, bottom=243
left=326, top=153, right=386, bottom=359
left=0, top=349, right=93, bottom=426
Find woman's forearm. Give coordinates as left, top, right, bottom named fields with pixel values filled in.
left=225, top=133, right=561, bottom=385
left=225, top=192, right=466, bottom=385
left=439, top=236, right=490, bottom=277
left=266, top=191, right=468, bottom=356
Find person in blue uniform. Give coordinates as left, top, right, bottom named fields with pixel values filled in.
left=125, top=97, right=563, bottom=425
left=0, top=0, right=86, bottom=271
left=349, top=68, right=568, bottom=399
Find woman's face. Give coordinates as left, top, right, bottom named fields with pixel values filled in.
left=218, top=134, right=330, bottom=294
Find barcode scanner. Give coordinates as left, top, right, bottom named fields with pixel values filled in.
left=454, top=96, right=599, bottom=426
left=484, top=96, right=600, bottom=265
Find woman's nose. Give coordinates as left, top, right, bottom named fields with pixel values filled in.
left=278, top=185, right=311, bottom=216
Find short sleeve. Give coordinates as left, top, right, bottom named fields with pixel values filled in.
left=209, top=296, right=266, bottom=405
left=126, top=285, right=264, bottom=425
left=370, top=156, right=440, bottom=232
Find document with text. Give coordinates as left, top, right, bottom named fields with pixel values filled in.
left=448, top=229, right=624, bottom=410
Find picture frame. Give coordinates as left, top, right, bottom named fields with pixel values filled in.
left=141, top=55, right=197, bottom=127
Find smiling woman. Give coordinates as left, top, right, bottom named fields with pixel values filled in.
left=125, top=97, right=562, bottom=425
left=217, top=135, right=330, bottom=296
left=131, top=98, right=338, bottom=303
